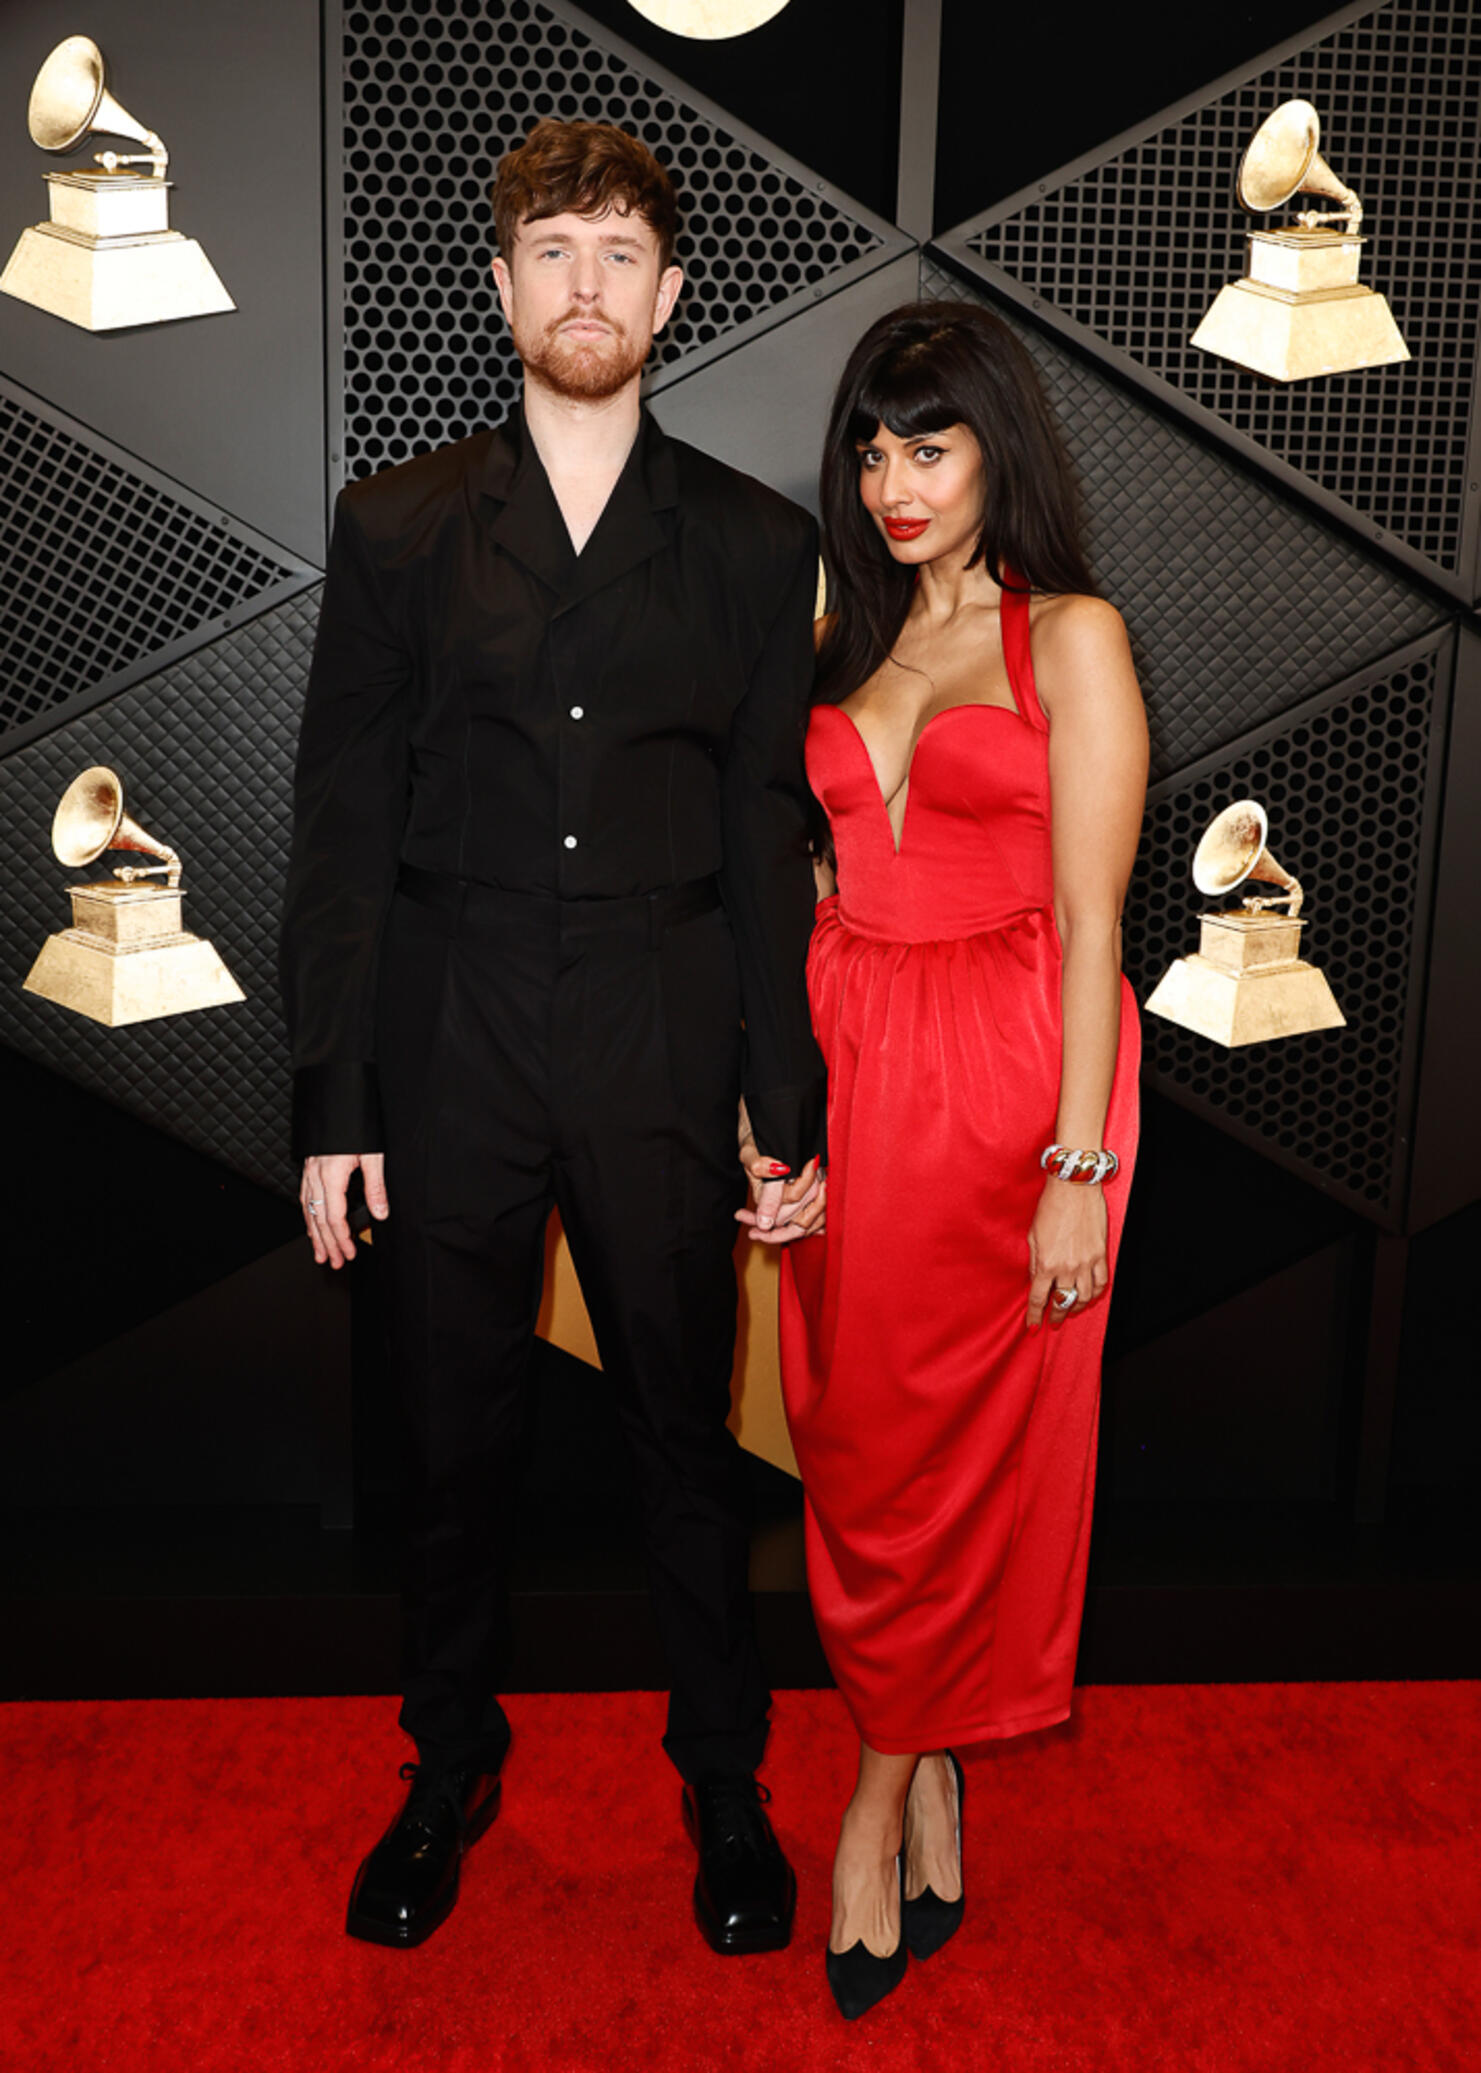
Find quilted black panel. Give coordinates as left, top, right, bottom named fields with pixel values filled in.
left=1123, top=629, right=1450, bottom=1226
left=0, top=381, right=303, bottom=750
left=0, top=592, right=320, bottom=1197
left=339, top=0, right=893, bottom=477
left=920, top=261, right=1443, bottom=780
left=952, top=0, right=1481, bottom=588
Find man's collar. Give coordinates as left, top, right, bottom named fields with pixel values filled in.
left=479, top=400, right=679, bottom=512
left=480, top=399, right=678, bottom=608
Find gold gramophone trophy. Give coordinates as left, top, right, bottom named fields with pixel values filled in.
left=0, top=35, right=234, bottom=332
left=23, top=768, right=243, bottom=1026
left=1191, top=99, right=1407, bottom=382
left=1144, top=800, right=1345, bottom=1046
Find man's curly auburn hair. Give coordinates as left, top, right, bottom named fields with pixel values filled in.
left=492, top=118, right=679, bottom=271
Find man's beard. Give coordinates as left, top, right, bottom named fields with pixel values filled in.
left=518, top=308, right=649, bottom=401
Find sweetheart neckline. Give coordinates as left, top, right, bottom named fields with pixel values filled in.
left=815, top=700, right=1036, bottom=859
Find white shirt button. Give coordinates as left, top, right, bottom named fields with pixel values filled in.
left=563, top=835, right=578, bottom=849
left=569, top=705, right=584, bottom=719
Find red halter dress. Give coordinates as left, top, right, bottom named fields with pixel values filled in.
left=780, top=584, right=1140, bottom=1751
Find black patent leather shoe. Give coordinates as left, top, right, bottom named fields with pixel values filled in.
left=826, top=1856, right=907, bottom=2020
left=682, top=1773, right=796, bottom=1954
left=346, top=1759, right=502, bottom=1948
left=902, top=1750, right=965, bottom=1961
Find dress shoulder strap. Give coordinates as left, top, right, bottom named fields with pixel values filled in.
left=1000, top=579, right=1049, bottom=735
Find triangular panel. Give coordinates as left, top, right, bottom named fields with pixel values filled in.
left=936, top=0, right=1481, bottom=598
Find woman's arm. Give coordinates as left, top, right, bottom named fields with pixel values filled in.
left=1026, top=594, right=1148, bottom=1329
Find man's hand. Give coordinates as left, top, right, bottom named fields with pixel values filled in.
left=301, top=1152, right=389, bottom=1269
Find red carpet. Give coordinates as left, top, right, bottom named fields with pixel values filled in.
left=2, top=1683, right=1477, bottom=2071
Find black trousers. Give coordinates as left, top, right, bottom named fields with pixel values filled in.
left=375, top=868, right=771, bottom=1783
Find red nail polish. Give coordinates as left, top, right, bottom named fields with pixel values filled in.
left=768, top=1162, right=790, bottom=1175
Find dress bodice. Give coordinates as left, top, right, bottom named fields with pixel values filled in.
left=806, top=584, right=1054, bottom=944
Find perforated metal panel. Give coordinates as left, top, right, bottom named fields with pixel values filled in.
left=919, top=261, right=1443, bottom=780
left=0, top=592, right=320, bottom=1196
left=1123, top=628, right=1452, bottom=1226
left=336, top=0, right=899, bottom=479
left=0, top=381, right=305, bottom=752
left=937, top=0, right=1481, bottom=597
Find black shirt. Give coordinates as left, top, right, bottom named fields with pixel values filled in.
left=281, top=405, right=826, bottom=1168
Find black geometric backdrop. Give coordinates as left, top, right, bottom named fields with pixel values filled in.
left=940, top=0, right=1481, bottom=599
left=0, top=0, right=1473, bottom=1668
left=0, top=0, right=1474, bottom=1248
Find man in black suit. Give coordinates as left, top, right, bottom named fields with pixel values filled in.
left=281, top=118, right=824, bottom=1953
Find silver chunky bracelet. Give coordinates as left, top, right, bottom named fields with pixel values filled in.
left=1040, top=1143, right=1120, bottom=1186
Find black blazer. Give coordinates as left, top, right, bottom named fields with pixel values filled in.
left=281, top=406, right=826, bottom=1170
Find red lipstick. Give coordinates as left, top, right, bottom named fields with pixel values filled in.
left=884, top=518, right=930, bottom=540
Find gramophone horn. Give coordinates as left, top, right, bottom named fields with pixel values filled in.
left=27, top=35, right=167, bottom=173
left=1236, top=99, right=1361, bottom=235
left=1192, top=799, right=1303, bottom=918
left=52, top=767, right=180, bottom=879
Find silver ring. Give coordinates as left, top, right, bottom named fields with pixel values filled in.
left=307, top=1199, right=324, bottom=1213
left=1052, top=1286, right=1078, bottom=1311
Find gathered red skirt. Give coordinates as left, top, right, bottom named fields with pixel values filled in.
left=780, top=898, right=1140, bottom=1752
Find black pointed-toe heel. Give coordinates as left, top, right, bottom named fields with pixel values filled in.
left=902, top=1750, right=965, bottom=1961
left=825, top=1856, right=907, bottom=2021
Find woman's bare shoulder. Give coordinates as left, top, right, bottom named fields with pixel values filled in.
left=1031, top=593, right=1134, bottom=684
left=1029, top=591, right=1127, bottom=652
left=1029, top=592, right=1142, bottom=725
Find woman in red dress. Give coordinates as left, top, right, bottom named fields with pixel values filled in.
left=740, top=302, right=1147, bottom=2018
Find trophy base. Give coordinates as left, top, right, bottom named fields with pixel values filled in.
left=1145, top=953, right=1346, bottom=1047
left=1194, top=909, right=1305, bottom=974
left=23, top=926, right=245, bottom=1026
left=0, top=223, right=234, bottom=332
left=1191, top=277, right=1409, bottom=382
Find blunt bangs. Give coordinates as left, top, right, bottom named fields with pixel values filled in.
left=848, top=346, right=965, bottom=447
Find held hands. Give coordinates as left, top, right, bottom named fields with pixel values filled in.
left=301, top=1152, right=389, bottom=1269
left=735, top=1099, right=826, bottom=1244
left=1026, top=1173, right=1108, bottom=1331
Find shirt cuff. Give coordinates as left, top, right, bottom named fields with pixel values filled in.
left=291, top=1062, right=384, bottom=1161
left=744, top=1074, right=827, bottom=1175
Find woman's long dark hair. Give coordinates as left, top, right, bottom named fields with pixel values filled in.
left=816, top=301, right=1096, bottom=707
